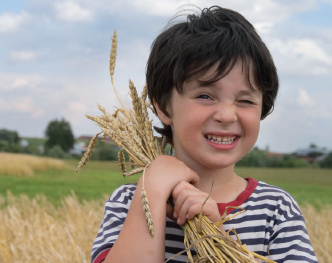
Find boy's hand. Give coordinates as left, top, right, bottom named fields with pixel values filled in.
left=170, top=181, right=222, bottom=228
left=143, top=155, right=199, bottom=201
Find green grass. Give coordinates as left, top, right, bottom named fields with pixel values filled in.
left=0, top=160, right=140, bottom=205
left=235, top=167, right=332, bottom=206
left=22, top=137, right=47, bottom=145
left=0, top=160, right=331, bottom=206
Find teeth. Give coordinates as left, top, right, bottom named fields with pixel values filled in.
left=206, top=135, right=237, bottom=144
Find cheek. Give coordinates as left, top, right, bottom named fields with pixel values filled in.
left=239, top=109, right=261, bottom=137
left=174, top=106, right=205, bottom=139
left=244, top=114, right=260, bottom=141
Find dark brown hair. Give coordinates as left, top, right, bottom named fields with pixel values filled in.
left=146, top=6, right=279, bottom=143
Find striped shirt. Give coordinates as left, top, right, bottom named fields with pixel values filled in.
left=91, top=178, right=318, bottom=263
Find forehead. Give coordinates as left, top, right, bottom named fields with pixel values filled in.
left=186, top=60, right=260, bottom=93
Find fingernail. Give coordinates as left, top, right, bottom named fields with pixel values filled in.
left=173, top=211, right=178, bottom=218
left=186, top=214, right=188, bottom=219
left=177, top=218, right=181, bottom=225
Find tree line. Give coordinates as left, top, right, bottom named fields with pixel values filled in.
left=236, top=146, right=332, bottom=168
left=1, top=119, right=332, bottom=168
left=0, top=118, right=119, bottom=161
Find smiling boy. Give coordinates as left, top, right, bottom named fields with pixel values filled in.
left=91, top=6, right=318, bottom=263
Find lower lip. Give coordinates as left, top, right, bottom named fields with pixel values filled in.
left=205, top=136, right=239, bottom=150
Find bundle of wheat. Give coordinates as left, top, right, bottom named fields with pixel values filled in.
left=76, top=30, right=276, bottom=263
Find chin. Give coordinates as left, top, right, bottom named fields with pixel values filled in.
left=199, top=158, right=237, bottom=170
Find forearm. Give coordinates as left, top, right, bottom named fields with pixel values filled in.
left=104, top=178, right=167, bottom=263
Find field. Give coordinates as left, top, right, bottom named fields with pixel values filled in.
left=0, top=153, right=331, bottom=262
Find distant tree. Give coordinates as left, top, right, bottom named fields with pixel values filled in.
left=309, top=143, right=317, bottom=149
left=45, top=119, right=74, bottom=152
left=89, top=140, right=119, bottom=161
left=320, top=152, right=332, bottom=168
left=236, top=147, right=268, bottom=167
left=0, top=129, right=23, bottom=152
left=283, top=158, right=310, bottom=168
left=47, top=145, right=70, bottom=159
left=0, top=129, right=20, bottom=144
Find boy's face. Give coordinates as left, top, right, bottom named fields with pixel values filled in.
left=157, top=60, right=262, bottom=172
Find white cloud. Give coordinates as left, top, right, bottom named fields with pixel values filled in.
left=55, top=1, right=93, bottom=21
left=0, top=11, right=29, bottom=33
left=12, top=79, right=29, bottom=88
left=297, top=88, right=315, bottom=107
left=0, top=99, right=9, bottom=111
left=32, top=108, right=45, bottom=118
left=0, top=73, right=42, bottom=90
left=254, top=22, right=274, bottom=33
left=0, top=96, right=45, bottom=118
left=113, top=0, right=317, bottom=33
left=13, top=97, right=34, bottom=112
left=10, top=51, right=38, bottom=62
left=270, top=38, right=332, bottom=75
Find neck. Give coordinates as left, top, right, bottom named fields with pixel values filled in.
left=175, top=154, right=237, bottom=190
left=174, top=155, right=247, bottom=203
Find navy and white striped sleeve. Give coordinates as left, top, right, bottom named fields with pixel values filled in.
left=265, top=185, right=318, bottom=262
left=91, top=183, right=137, bottom=263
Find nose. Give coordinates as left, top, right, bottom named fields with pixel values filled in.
left=213, top=103, right=237, bottom=124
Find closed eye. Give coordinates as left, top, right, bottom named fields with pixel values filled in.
left=239, top=100, right=254, bottom=104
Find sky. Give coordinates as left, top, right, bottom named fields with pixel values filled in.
left=0, top=0, right=332, bottom=153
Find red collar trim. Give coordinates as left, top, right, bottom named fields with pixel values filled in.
left=217, top=177, right=258, bottom=216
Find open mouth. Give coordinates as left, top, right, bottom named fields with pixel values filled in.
left=205, top=135, right=237, bottom=145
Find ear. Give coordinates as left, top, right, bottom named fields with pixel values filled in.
left=153, top=99, right=173, bottom=125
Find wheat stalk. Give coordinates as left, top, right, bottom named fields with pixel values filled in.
left=118, top=149, right=127, bottom=177
left=109, top=30, right=117, bottom=80
left=141, top=164, right=154, bottom=236
left=76, top=132, right=101, bottom=172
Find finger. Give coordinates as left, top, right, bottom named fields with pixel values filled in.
left=172, top=181, right=197, bottom=204
left=166, top=203, right=176, bottom=223
left=218, top=223, right=226, bottom=235
left=186, top=203, right=205, bottom=220
left=173, top=187, right=200, bottom=216
left=177, top=195, right=204, bottom=225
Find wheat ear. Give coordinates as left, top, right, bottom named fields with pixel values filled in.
left=141, top=84, right=148, bottom=102
left=130, top=158, right=135, bottom=169
left=141, top=164, right=154, bottom=237
left=118, top=149, right=127, bottom=177
left=75, top=132, right=102, bottom=172
left=109, top=30, right=117, bottom=80
left=125, top=167, right=144, bottom=177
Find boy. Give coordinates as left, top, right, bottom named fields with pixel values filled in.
left=91, top=6, right=318, bottom=263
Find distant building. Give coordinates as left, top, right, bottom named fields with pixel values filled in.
left=20, top=139, right=29, bottom=147
left=69, top=142, right=87, bottom=156
left=267, top=152, right=284, bottom=158
left=294, top=147, right=328, bottom=163
left=71, top=135, right=116, bottom=156
left=38, top=145, right=45, bottom=154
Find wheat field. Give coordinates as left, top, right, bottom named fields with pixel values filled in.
left=0, top=192, right=330, bottom=263
left=0, top=153, right=68, bottom=176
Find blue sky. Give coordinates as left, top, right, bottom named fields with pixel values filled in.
left=1, top=0, right=332, bottom=153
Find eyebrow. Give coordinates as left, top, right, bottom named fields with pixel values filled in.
left=237, top=89, right=260, bottom=97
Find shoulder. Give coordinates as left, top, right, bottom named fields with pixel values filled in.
left=102, top=183, right=138, bottom=216
left=91, top=183, right=138, bottom=262
left=248, top=180, right=302, bottom=218
left=107, top=183, right=137, bottom=204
